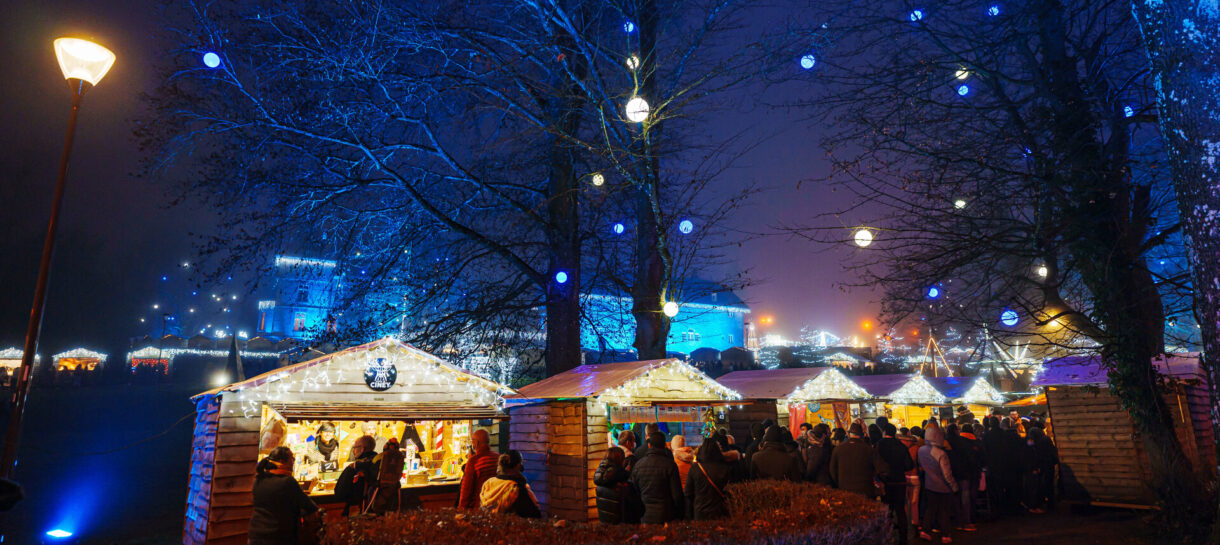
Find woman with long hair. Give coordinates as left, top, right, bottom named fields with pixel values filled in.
left=478, top=450, right=542, bottom=518
left=249, top=447, right=320, bottom=545
left=685, top=439, right=732, bottom=520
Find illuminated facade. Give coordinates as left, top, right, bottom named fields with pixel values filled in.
left=581, top=282, right=750, bottom=357
left=257, top=256, right=345, bottom=340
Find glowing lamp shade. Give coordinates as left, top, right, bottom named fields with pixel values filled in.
left=678, top=219, right=694, bottom=234
left=203, top=51, right=222, bottom=68
left=626, top=55, right=640, bottom=70
left=624, top=21, right=636, bottom=33
left=54, top=37, right=116, bottom=85
left=988, top=5, right=1000, bottom=16
left=612, top=222, right=626, bottom=235
left=953, top=199, right=967, bottom=209
left=957, top=84, right=970, bottom=96
left=555, top=271, right=569, bottom=284
left=1000, top=309, right=1019, bottom=326
left=663, top=301, right=680, bottom=318
left=800, top=54, right=817, bottom=70
left=625, top=96, right=651, bottom=123
left=955, top=68, right=969, bottom=80
left=46, top=529, right=74, bottom=539
left=853, top=228, right=873, bottom=247
left=927, top=286, right=940, bottom=299
left=591, top=172, right=605, bottom=186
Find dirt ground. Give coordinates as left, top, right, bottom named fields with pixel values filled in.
left=916, top=503, right=1160, bottom=545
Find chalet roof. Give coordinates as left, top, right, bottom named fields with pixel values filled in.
left=854, top=373, right=950, bottom=405
left=510, top=358, right=741, bottom=404
left=852, top=374, right=918, bottom=397
left=717, top=368, right=830, bottom=399
left=926, top=376, right=1005, bottom=405
left=1032, top=353, right=1202, bottom=387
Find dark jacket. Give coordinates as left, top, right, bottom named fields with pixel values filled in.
left=685, top=459, right=731, bottom=521
left=875, top=436, right=914, bottom=485
left=946, top=433, right=983, bottom=481
left=629, top=449, right=685, bottom=523
left=981, top=427, right=1010, bottom=472
left=334, top=451, right=376, bottom=506
left=593, top=458, right=631, bottom=524
left=751, top=443, right=802, bottom=481
left=248, top=472, right=319, bottom=544
left=829, top=437, right=878, bottom=497
left=802, top=439, right=834, bottom=485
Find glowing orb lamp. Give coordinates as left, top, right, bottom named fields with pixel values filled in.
left=1001, top=309, right=1019, bottom=326
left=663, top=301, right=680, bottom=318
left=853, top=228, right=873, bottom=247
left=591, top=172, right=605, bottom=186
left=613, top=223, right=625, bottom=235
left=909, top=9, right=924, bottom=21
left=800, top=54, right=816, bottom=70
left=203, top=51, right=221, bottom=68
left=678, top=219, right=694, bottom=234
left=625, top=97, right=650, bottom=123
left=927, top=287, right=940, bottom=299
left=957, top=84, right=970, bottom=96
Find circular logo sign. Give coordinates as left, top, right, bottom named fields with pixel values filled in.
left=364, top=357, right=397, bottom=391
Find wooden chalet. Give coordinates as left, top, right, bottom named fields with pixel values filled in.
left=853, top=374, right=951, bottom=428
left=926, top=376, right=1006, bottom=419
left=506, top=359, right=742, bottom=521
left=183, top=337, right=514, bottom=545
left=716, top=367, right=870, bottom=440
left=1032, top=354, right=1216, bottom=508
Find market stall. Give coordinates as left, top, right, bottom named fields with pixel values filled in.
left=183, top=337, right=515, bottom=545
left=51, top=347, right=107, bottom=385
left=926, top=376, right=1007, bottom=422
left=507, top=358, right=742, bottom=522
left=1032, top=354, right=1215, bottom=508
left=853, top=374, right=950, bottom=428
left=0, top=348, right=34, bottom=387
left=717, top=367, right=870, bottom=440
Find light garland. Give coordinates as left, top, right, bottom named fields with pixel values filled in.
left=888, top=376, right=950, bottom=405
left=959, top=378, right=1006, bottom=405
left=52, top=348, right=109, bottom=364
left=595, top=359, right=743, bottom=407
left=274, top=255, right=337, bottom=268
left=127, top=345, right=283, bottom=365
left=786, top=368, right=869, bottom=402
left=0, top=348, right=39, bottom=361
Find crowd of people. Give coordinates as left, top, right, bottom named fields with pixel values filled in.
left=247, top=410, right=1057, bottom=545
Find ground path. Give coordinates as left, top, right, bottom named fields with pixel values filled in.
left=942, top=504, right=1156, bottom=545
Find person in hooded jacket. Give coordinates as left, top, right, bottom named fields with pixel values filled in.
left=876, top=423, right=914, bottom=545
left=671, top=435, right=695, bottom=491
left=829, top=423, right=878, bottom=497
left=750, top=425, right=802, bottom=481
left=685, top=440, right=732, bottom=520
left=918, top=427, right=958, bottom=544
left=479, top=450, right=541, bottom=518
left=248, top=447, right=320, bottom=545
left=594, top=447, right=631, bottom=523
left=630, top=433, right=685, bottom=523
left=803, top=423, right=835, bottom=485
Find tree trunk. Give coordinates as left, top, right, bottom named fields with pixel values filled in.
left=630, top=0, right=672, bottom=360
left=544, top=0, right=587, bottom=377
left=1128, top=2, right=1220, bottom=536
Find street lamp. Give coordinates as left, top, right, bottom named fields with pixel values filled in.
left=0, top=37, right=115, bottom=480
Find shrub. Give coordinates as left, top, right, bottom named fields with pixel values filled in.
left=322, top=480, right=891, bottom=545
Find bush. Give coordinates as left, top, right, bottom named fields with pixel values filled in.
left=322, top=480, right=891, bottom=545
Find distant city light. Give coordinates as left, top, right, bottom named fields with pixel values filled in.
left=182, top=261, right=190, bottom=267
left=139, top=318, right=146, bottom=323
left=760, top=316, right=774, bottom=325
left=591, top=172, right=605, bottom=186
left=231, top=295, right=238, bottom=300
left=625, top=96, right=650, bottom=123
left=957, top=84, right=970, bottom=96
left=663, top=301, right=680, bottom=318
left=954, top=199, right=967, bottom=209
left=1001, top=309, right=1019, bottom=326
left=161, top=275, right=168, bottom=281
left=555, top=271, right=569, bottom=284
left=862, top=320, right=873, bottom=330
left=800, top=54, right=816, bottom=70
left=215, top=329, right=227, bottom=337
left=853, top=228, right=874, bottom=247
left=909, top=9, right=924, bottom=21
left=624, top=21, right=636, bottom=33
left=927, top=286, right=940, bottom=299
left=613, top=222, right=626, bottom=235
left=237, top=331, right=249, bottom=339
left=987, top=5, right=1000, bottom=16
left=189, top=308, right=196, bottom=313
left=678, top=219, right=694, bottom=234
left=202, top=51, right=221, bottom=68
left=46, top=529, right=73, bottom=539
left=1124, top=105, right=1135, bottom=117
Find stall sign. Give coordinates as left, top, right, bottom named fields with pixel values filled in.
left=364, top=357, right=397, bottom=391
left=832, top=401, right=851, bottom=430
left=610, top=405, right=704, bottom=424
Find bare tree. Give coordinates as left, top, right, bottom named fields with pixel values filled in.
left=791, top=0, right=1210, bottom=525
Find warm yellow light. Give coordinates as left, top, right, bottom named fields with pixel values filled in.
left=853, top=228, right=873, bottom=247
left=954, top=199, right=967, bottom=209
left=591, top=172, right=605, bottom=186
left=626, top=96, right=650, bottom=123
left=663, top=301, right=680, bottom=317
left=54, top=37, right=116, bottom=86
left=1036, top=265, right=1048, bottom=278
left=955, top=68, right=970, bottom=80
left=862, top=320, right=873, bottom=330
left=626, top=55, right=640, bottom=70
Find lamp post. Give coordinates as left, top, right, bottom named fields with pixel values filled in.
left=0, top=38, right=115, bottom=480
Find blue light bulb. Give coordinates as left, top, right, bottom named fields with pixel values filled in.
left=203, top=51, right=221, bottom=68
left=800, top=54, right=816, bottom=70
left=624, top=21, right=636, bottom=33
left=927, top=287, right=940, bottom=299
left=555, top=271, right=569, bottom=284
left=1124, top=105, right=1135, bottom=117
left=1001, top=309, right=1018, bottom=326
left=909, top=9, right=924, bottom=21
left=987, top=5, right=1000, bottom=16
left=678, top=219, right=694, bottom=234
left=957, top=84, right=970, bottom=96
left=613, top=223, right=626, bottom=235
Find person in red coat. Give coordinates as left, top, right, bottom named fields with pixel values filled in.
left=459, top=429, right=499, bottom=509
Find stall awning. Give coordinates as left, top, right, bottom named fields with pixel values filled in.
left=266, top=402, right=507, bottom=422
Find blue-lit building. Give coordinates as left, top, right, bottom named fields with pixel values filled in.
left=581, top=281, right=750, bottom=357
left=256, top=256, right=345, bottom=339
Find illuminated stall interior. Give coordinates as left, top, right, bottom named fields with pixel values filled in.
left=717, top=367, right=871, bottom=440
left=507, top=358, right=741, bottom=521
left=184, top=338, right=514, bottom=545
left=0, top=348, right=36, bottom=385
left=853, top=374, right=950, bottom=428
left=52, top=348, right=107, bottom=372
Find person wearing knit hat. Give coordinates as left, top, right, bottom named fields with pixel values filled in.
left=829, top=422, right=878, bottom=497
left=749, top=425, right=802, bottom=481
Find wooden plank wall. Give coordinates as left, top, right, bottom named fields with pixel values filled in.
left=183, top=395, right=220, bottom=545
left=726, top=401, right=778, bottom=446
left=1183, top=385, right=1217, bottom=473
left=585, top=402, right=609, bottom=522
left=547, top=401, right=588, bottom=522
left=205, top=393, right=261, bottom=545
left=509, top=404, right=551, bottom=516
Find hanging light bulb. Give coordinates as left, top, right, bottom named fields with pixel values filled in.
left=953, top=199, right=967, bottom=209
left=853, top=228, right=874, bottom=247
left=625, top=96, right=650, bottom=123
left=663, top=301, right=680, bottom=318
left=955, top=68, right=970, bottom=80
left=591, top=172, right=605, bottom=186
left=1036, top=265, right=1048, bottom=278
left=626, top=55, right=640, bottom=70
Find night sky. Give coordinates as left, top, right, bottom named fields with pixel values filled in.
left=0, top=0, right=880, bottom=358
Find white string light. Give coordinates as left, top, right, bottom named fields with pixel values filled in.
left=786, top=368, right=869, bottom=402
left=887, top=375, right=950, bottom=405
